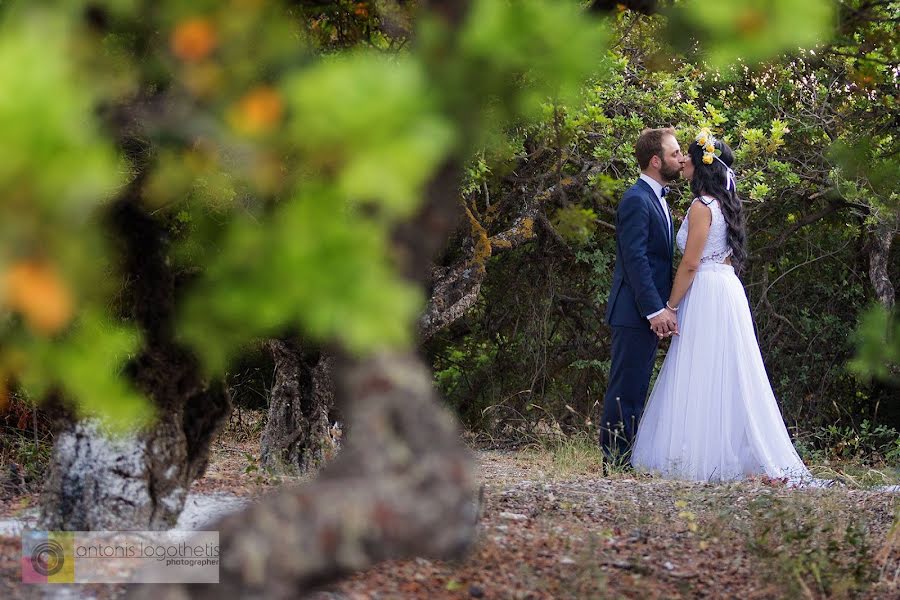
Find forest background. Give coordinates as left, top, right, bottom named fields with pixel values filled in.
left=426, top=1, right=900, bottom=459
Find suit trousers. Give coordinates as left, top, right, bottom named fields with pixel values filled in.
left=600, top=325, right=659, bottom=459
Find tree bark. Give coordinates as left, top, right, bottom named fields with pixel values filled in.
left=39, top=383, right=229, bottom=531
left=419, top=192, right=540, bottom=342
left=866, top=220, right=897, bottom=310
left=126, top=1, right=482, bottom=593
left=259, top=338, right=337, bottom=475
left=129, top=350, right=478, bottom=599
left=39, top=199, right=232, bottom=531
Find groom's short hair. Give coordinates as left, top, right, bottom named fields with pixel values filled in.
left=635, top=127, right=676, bottom=170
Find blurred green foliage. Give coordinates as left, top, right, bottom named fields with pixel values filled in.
left=178, top=183, right=425, bottom=372
left=552, top=206, right=599, bottom=244
left=0, top=7, right=143, bottom=426
left=667, top=0, right=836, bottom=68
left=284, top=54, right=456, bottom=219
left=0, top=0, right=608, bottom=427
left=0, top=0, right=894, bottom=437
left=850, top=305, right=899, bottom=383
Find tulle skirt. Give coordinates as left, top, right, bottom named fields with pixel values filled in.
left=631, top=262, right=812, bottom=483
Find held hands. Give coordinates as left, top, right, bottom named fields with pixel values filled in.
left=649, top=307, right=679, bottom=339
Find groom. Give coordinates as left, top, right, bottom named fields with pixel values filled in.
left=600, top=127, right=683, bottom=461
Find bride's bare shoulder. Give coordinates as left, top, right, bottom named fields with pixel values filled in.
left=687, top=198, right=712, bottom=224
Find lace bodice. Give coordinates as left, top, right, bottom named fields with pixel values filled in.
left=675, top=196, right=734, bottom=263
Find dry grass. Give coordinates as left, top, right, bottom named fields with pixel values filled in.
left=335, top=449, right=900, bottom=598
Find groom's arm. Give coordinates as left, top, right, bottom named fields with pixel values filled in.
left=617, top=193, right=664, bottom=318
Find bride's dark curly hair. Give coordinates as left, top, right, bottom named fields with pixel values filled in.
left=687, top=138, right=748, bottom=275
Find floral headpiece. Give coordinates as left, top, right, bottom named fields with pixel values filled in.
left=694, top=128, right=736, bottom=191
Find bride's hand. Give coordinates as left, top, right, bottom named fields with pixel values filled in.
left=650, top=310, right=677, bottom=338
left=663, top=306, right=679, bottom=337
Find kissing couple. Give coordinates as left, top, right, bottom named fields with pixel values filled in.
left=599, top=127, right=811, bottom=483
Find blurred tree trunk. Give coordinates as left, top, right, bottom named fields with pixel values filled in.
left=132, top=349, right=478, bottom=599
left=127, top=162, right=480, bottom=598
left=128, top=56, right=481, bottom=600
left=39, top=199, right=231, bottom=530
left=259, top=338, right=336, bottom=474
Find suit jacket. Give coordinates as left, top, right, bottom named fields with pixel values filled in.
left=605, top=178, right=675, bottom=327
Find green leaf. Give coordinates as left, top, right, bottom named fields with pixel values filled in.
left=19, top=310, right=151, bottom=431
left=445, top=579, right=464, bottom=591
left=284, top=54, right=456, bottom=221
left=850, top=305, right=899, bottom=382
left=750, top=183, right=770, bottom=201
left=0, top=9, right=122, bottom=219
left=178, top=183, right=423, bottom=373
left=668, top=0, right=836, bottom=69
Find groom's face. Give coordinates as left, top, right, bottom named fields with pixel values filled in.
left=657, top=134, right=684, bottom=182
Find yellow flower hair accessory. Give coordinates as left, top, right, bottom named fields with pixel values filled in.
left=696, top=127, right=711, bottom=142
left=694, top=127, right=737, bottom=190
left=695, top=128, right=717, bottom=166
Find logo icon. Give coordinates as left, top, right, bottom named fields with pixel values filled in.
left=30, top=540, right=65, bottom=576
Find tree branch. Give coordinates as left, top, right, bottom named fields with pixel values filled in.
left=752, top=198, right=851, bottom=257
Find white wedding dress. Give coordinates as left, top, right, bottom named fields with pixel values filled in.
left=631, top=196, right=812, bottom=483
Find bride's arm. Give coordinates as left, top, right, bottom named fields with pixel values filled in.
left=667, top=200, right=712, bottom=312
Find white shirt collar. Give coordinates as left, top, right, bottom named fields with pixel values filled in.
left=639, top=173, right=666, bottom=200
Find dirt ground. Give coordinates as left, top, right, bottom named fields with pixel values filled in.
left=2, top=436, right=898, bottom=599
left=328, top=450, right=899, bottom=599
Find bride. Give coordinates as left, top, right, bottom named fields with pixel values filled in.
left=630, top=128, right=812, bottom=483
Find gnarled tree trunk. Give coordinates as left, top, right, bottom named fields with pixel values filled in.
left=39, top=199, right=231, bottom=531
left=259, top=338, right=336, bottom=475
left=866, top=220, right=897, bottom=310
left=40, top=384, right=229, bottom=531
left=128, top=137, right=479, bottom=600
left=124, top=0, right=515, bottom=592
left=131, top=350, right=479, bottom=599
left=419, top=187, right=542, bottom=342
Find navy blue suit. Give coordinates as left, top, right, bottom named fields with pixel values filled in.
left=600, top=177, right=674, bottom=459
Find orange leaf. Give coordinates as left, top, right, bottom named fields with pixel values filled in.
left=231, top=86, right=284, bottom=134
left=171, top=18, right=218, bottom=62
left=4, top=260, right=74, bottom=335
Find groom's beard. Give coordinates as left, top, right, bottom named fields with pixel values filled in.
left=660, top=163, right=682, bottom=182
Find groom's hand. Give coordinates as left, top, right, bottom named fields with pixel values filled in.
left=649, top=311, right=678, bottom=338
